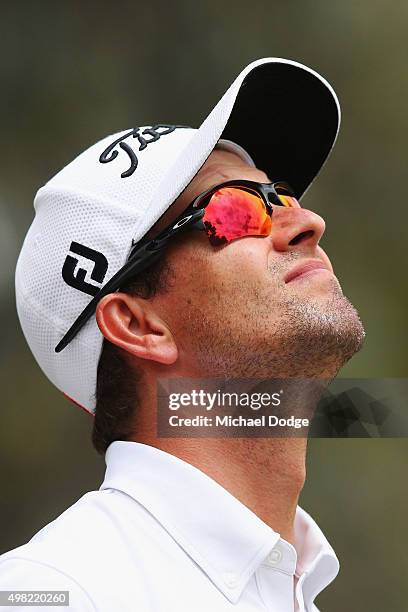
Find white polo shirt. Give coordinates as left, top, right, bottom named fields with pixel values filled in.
left=0, top=441, right=339, bottom=611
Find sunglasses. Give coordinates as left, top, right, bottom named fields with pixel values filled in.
left=55, top=180, right=298, bottom=352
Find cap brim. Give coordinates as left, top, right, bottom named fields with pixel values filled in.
left=138, top=57, right=340, bottom=241
left=221, top=59, right=340, bottom=198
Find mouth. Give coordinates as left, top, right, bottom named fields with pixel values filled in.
left=284, top=259, right=332, bottom=284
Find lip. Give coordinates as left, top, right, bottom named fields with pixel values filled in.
left=284, top=259, right=331, bottom=283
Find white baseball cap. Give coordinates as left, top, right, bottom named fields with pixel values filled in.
left=15, top=57, right=340, bottom=414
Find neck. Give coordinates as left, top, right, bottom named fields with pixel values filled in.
left=150, top=437, right=307, bottom=545
left=130, top=375, right=308, bottom=544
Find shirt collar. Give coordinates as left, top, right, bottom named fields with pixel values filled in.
left=100, top=441, right=339, bottom=605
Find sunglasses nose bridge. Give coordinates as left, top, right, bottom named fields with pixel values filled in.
left=265, top=189, right=282, bottom=210
left=265, top=186, right=299, bottom=210
left=266, top=190, right=274, bottom=203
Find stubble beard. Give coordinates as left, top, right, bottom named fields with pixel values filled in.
left=187, top=271, right=365, bottom=381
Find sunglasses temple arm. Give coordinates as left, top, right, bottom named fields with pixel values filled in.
left=54, top=210, right=204, bottom=353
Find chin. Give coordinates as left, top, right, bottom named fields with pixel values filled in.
left=265, top=288, right=366, bottom=379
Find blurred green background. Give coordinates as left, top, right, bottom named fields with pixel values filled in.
left=1, top=1, right=407, bottom=610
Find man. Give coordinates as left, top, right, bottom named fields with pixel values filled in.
left=1, top=58, right=364, bottom=610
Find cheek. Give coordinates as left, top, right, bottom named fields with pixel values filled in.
left=161, top=236, right=270, bottom=316
left=215, top=238, right=269, bottom=276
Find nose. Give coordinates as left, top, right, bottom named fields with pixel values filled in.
left=270, top=205, right=326, bottom=252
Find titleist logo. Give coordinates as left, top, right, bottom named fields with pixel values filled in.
left=99, top=124, right=189, bottom=178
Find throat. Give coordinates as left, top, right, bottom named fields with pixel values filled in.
left=152, top=436, right=307, bottom=545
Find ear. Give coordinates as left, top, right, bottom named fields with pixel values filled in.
left=95, top=293, right=178, bottom=365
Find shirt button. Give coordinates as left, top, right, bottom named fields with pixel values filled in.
left=267, top=548, right=282, bottom=565
left=223, top=572, right=238, bottom=588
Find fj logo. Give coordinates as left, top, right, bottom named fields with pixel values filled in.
left=62, top=241, right=108, bottom=296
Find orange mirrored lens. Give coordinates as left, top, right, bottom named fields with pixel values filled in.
left=277, top=194, right=298, bottom=208
left=203, top=187, right=271, bottom=246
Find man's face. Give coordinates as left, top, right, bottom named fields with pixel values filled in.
left=150, top=148, right=365, bottom=379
